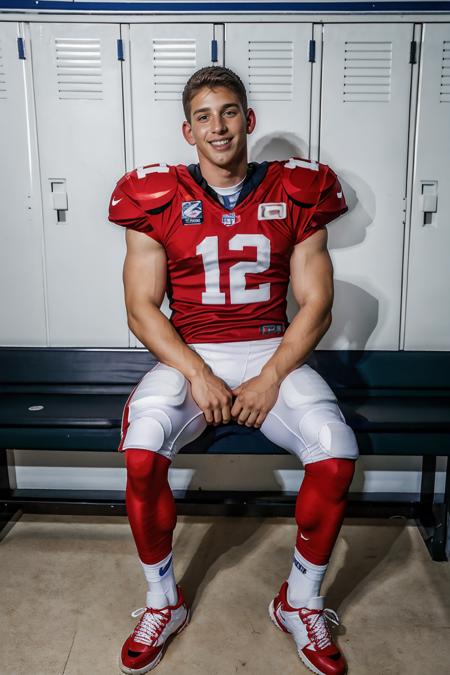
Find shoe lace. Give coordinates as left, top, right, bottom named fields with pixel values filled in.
left=130, top=606, right=170, bottom=646
left=303, top=607, right=340, bottom=651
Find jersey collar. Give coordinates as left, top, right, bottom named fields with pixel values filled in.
left=186, top=161, right=269, bottom=210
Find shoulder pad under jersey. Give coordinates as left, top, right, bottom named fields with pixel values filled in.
left=108, top=163, right=178, bottom=225
left=281, top=157, right=328, bottom=205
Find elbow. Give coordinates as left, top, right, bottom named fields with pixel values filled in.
left=126, top=300, right=159, bottom=332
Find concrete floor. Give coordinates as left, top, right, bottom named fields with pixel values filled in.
left=0, top=513, right=449, bottom=675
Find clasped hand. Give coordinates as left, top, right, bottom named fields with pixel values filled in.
left=190, top=367, right=279, bottom=429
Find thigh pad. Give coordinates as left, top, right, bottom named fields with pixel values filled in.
left=129, top=365, right=188, bottom=418
left=280, top=364, right=337, bottom=408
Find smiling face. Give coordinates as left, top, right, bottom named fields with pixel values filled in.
left=182, top=86, right=256, bottom=186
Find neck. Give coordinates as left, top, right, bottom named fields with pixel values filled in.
left=198, top=153, right=248, bottom=188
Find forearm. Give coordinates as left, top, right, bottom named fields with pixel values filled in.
left=128, top=303, right=209, bottom=382
left=260, top=301, right=332, bottom=386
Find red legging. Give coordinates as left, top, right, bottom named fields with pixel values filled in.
left=295, top=458, right=356, bottom=566
left=125, top=449, right=177, bottom=565
left=125, top=449, right=355, bottom=568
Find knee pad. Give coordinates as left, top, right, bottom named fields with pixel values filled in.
left=300, top=407, right=359, bottom=460
left=123, top=366, right=188, bottom=452
left=280, top=365, right=359, bottom=461
left=123, top=409, right=172, bottom=452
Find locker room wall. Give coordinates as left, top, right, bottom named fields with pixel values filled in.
left=1, top=10, right=449, bottom=495
left=1, top=16, right=449, bottom=349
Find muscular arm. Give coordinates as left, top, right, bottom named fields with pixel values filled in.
left=260, top=227, right=333, bottom=385
left=123, top=229, right=233, bottom=423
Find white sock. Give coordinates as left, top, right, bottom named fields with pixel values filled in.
left=286, top=547, right=328, bottom=607
left=140, top=551, right=178, bottom=609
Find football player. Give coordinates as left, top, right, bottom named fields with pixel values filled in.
left=108, top=66, right=359, bottom=675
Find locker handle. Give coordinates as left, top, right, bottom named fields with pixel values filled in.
left=50, top=179, right=68, bottom=223
left=419, top=181, right=438, bottom=226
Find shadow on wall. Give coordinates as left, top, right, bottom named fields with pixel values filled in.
left=250, top=133, right=379, bottom=351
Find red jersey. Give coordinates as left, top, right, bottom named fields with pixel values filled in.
left=108, top=158, right=348, bottom=343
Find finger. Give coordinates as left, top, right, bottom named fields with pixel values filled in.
left=237, top=408, right=251, bottom=425
left=254, top=411, right=267, bottom=428
left=245, top=410, right=260, bottom=427
left=204, top=408, right=214, bottom=425
left=221, top=405, right=231, bottom=424
left=213, top=405, right=222, bottom=425
left=231, top=399, right=243, bottom=418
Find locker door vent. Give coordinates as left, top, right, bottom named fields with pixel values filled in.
left=153, top=39, right=196, bottom=101
left=248, top=41, right=293, bottom=101
left=441, top=40, right=450, bottom=103
left=54, top=37, right=103, bottom=101
left=343, top=41, right=392, bottom=103
left=0, top=40, right=6, bottom=99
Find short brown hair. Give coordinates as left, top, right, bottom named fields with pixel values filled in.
left=182, top=66, right=248, bottom=122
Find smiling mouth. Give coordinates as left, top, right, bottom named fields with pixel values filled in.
left=209, top=138, right=232, bottom=148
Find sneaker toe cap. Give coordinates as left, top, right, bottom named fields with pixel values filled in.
left=121, top=636, right=161, bottom=671
left=302, top=645, right=347, bottom=675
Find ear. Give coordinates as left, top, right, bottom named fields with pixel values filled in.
left=246, top=107, right=256, bottom=135
left=182, top=119, right=196, bottom=146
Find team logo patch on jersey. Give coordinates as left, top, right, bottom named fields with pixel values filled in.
left=260, top=324, right=285, bottom=335
left=257, top=202, right=287, bottom=221
left=222, top=212, right=241, bottom=227
left=182, top=200, right=203, bottom=224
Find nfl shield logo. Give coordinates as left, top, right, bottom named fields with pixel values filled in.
left=182, top=200, right=203, bottom=224
left=222, top=212, right=238, bottom=227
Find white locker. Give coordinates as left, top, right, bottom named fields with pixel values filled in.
left=30, top=22, right=128, bottom=347
left=130, top=23, right=220, bottom=167
left=128, top=23, right=219, bottom=343
left=224, top=22, right=312, bottom=162
left=317, top=22, right=414, bottom=350
left=404, top=23, right=450, bottom=350
left=0, top=22, right=47, bottom=345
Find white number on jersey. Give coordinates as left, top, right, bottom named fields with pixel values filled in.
left=196, top=234, right=271, bottom=305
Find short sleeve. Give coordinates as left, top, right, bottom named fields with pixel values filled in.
left=107, top=176, right=163, bottom=245
left=295, top=165, right=348, bottom=244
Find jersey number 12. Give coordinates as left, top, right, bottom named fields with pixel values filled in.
left=196, top=234, right=271, bottom=305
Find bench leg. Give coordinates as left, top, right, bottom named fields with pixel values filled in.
left=416, top=455, right=448, bottom=562
left=0, top=448, right=22, bottom=541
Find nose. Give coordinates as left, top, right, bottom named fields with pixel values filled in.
left=210, top=113, right=227, bottom=134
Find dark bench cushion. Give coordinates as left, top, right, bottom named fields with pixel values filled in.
left=1, top=348, right=450, bottom=456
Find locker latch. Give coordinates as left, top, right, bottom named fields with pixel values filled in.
left=420, top=181, right=438, bottom=226
left=50, top=179, right=68, bottom=223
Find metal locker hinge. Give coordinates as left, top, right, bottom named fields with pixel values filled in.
left=211, top=39, right=218, bottom=63
left=409, top=40, right=417, bottom=64
left=17, top=37, right=25, bottom=59
left=117, top=39, right=125, bottom=61
left=309, top=40, right=316, bottom=63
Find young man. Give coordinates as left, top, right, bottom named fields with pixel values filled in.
left=108, top=66, right=359, bottom=675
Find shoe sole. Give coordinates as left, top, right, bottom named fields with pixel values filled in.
left=268, top=600, right=331, bottom=675
left=118, top=608, right=190, bottom=675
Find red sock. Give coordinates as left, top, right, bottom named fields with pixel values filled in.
left=125, top=449, right=177, bottom=564
left=295, top=458, right=355, bottom=566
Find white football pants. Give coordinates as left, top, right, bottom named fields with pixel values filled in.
left=119, top=337, right=359, bottom=466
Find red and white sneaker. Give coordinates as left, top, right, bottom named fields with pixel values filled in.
left=119, top=585, right=190, bottom=674
left=268, top=581, right=347, bottom=675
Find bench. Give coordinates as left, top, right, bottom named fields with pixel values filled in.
left=1, top=347, right=449, bottom=561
